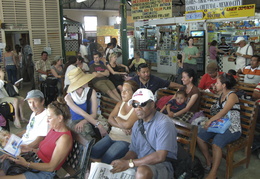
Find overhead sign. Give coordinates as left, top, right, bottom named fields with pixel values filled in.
left=185, top=0, right=242, bottom=11
left=185, top=4, right=255, bottom=21
left=131, top=0, right=172, bottom=20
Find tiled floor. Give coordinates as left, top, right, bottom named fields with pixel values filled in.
left=8, top=76, right=260, bottom=179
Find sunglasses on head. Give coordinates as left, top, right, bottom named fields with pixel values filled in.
left=132, top=100, right=150, bottom=108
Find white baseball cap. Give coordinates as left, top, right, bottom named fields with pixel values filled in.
left=128, top=88, right=155, bottom=106
left=234, top=37, right=245, bottom=43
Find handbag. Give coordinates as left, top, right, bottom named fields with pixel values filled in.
left=4, top=82, right=19, bottom=97
left=2, top=152, right=40, bottom=175
left=207, top=112, right=231, bottom=134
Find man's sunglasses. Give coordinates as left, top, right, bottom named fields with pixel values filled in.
left=132, top=100, right=150, bottom=108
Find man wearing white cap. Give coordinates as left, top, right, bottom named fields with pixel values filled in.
left=234, top=36, right=253, bottom=71
left=111, top=88, right=177, bottom=178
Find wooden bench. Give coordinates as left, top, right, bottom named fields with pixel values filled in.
left=55, top=131, right=95, bottom=179
left=100, top=95, right=117, bottom=120
left=235, top=82, right=257, bottom=98
left=199, top=91, right=258, bottom=179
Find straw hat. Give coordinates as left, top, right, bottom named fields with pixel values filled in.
left=67, top=67, right=95, bottom=93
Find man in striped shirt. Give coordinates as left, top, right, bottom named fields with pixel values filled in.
left=238, top=55, right=260, bottom=84
left=218, top=37, right=231, bottom=55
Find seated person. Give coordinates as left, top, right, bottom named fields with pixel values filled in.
left=197, top=73, right=241, bottom=179
left=110, top=88, right=177, bottom=178
left=51, top=56, right=64, bottom=96
left=160, top=90, right=187, bottom=118
left=237, top=55, right=260, bottom=84
left=0, top=67, right=25, bottom=128
left=132, top=63, right=183, bottom=94
left=89, top=52, right=121, bottom=101
left=106, top=52, right=129, bottom=92
left=0, top=97, right=73, bottom=178
left=65, top=67, right=107, bottom=140
left=252, top=82, right=260, bottom=102
left=76, top=56, right=89, bottom=73
left=19, top=90, right=49, bottom=147
left=175, top=54, right=183, bottom=84
left=35, top=51, right=52, bottom=81
left=90, top=80, right=139, bottom=164
left=198, top=62, right=223, bottom=92
left=128, top=51, right=146, bottom=72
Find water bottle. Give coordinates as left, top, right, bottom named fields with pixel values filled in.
left=178, top=172, right=187, bottom=179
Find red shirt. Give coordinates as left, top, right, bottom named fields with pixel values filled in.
left=199, top=72, right=224, bottom=90
left=37, top=129, right=72, bottom=171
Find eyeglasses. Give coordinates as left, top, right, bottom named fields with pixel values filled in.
left=132, top=100, right=150, bottom=108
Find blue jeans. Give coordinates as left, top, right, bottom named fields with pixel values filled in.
left=6, top=65, right=17, bottom=84
left=90, top=135, right=130, bottom=164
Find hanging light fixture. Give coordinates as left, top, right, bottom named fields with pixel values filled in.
left=76, top=0, right=87, bottom=3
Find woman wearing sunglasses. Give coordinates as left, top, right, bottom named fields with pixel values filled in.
left=90, top=80, right=139, bottom=164
left=0, top=97, right=73, bottom=179
left=197, top=73, right=241, bottom=179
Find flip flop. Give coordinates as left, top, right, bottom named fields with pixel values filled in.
left=14, top=120, right=22, bottom=129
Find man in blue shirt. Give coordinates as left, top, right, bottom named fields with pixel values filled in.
left=132, top=63, right=183, bottom=94
left=111, top=88, right=177, bottom=178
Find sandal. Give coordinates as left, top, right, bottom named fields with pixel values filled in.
left=14, top=120, right=22, bottom=129
left=203, top=164, right=211, bottom=173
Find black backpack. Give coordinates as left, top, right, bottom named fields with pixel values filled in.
left=0, top=102, right=15, bottom=122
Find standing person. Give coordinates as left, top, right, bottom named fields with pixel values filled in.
left=35, top=51, right=52, bottom=82
left=13, top=44, right=22, bottom=83
left=105, top=43, right=114, bottom=62
left=110, top=88, right=177, bottom=179
left=79, top=39, right=90, bottom=63
left=88, top=39, right=97, bottom=62
left=197, top=73, right=241, bottom=179
left=0, top=97, right=73, bottom=179
left=89, top=52, right=121, bottom=101
left=63, top=56, right=77, bottom=93
left=218, top=37, right=231, bottom=55
left=132, top=63, right=183, bottom=94
left=106, top=52, right=129, bottom=92
left=20, top=38, right=35, bottom=90
left=209, top=40, right=226, bottom=64
left=65, top=67, right=108, bottom=140
left=182, top=37, right=200, bottom=72
left=111, top=38, right=122, bottom=64
left=3, top=45, right=17, bottom=84
left=233, top=37, right=253, bottom=71
left=90, top=80, right=139, bottom=164
left=51, top=56, right=64, bottom=96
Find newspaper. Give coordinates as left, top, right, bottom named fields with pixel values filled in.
left=88, top=162, right=135, bottom=179
left=0, top=134, right=22, bottom=158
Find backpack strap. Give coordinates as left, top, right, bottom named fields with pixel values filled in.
left=86, top=88, right=93, bottom=114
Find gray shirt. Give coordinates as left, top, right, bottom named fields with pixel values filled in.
left=129, top=111, right=178, bottom=160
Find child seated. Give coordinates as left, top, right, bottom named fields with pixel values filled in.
left=160, top=90, right=187, bottom=118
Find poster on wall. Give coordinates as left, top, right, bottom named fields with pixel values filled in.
left=132, top=0, right=172, bottom=20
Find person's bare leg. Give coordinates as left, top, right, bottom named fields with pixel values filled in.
left=12, top=98, right=21, bottom=128
left=117, top=85, right=123, bottom=92
left=0, top=171, right=26, bottom=179
left=112, top=89, right=121, bottom=101
left=206, top=144, right=222, bottom=179
left=106, top=90, right=120, bottom=101
left=17, top=97, right=26, bottom=122
left=135, top=165, right=153, bottom=179
left=197, top=137, right=212, bottom=167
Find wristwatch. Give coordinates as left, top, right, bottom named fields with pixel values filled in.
left=129, top=159, right=135, bottom=168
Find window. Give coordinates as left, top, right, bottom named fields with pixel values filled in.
left=84, top=16, right=97, bottom=31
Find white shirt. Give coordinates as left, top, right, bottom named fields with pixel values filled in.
left=236, top=44, right=253, bottom=70
left=21, top=109, right=49, bottom=145
left=80, top=44, right=88, bottom=62
left=64, top=65, right=76, bottom=88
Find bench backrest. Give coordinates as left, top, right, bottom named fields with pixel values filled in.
left=100, top=95, right=117, bottom=119
left=62, top=131, right=95, bottom=179
left=235, top=82, right=257, bottom=98
left=157, top=88, right=178, bottom=100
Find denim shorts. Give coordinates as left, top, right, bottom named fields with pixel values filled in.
left=23, top=171, right=56, bottom=179
left=198, top=128, right=241, bottom=148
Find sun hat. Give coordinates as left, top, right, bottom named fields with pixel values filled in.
left=67, top=67, right=95, bottom=93
left=207, top=62, right=218, bottom=74
left=24, top=90, right=44, bottom=100
left=234, top=37, right=245, bottom=43
left=54, top=56, right=63, bottom=61
left=128, top=88, right=155, bottom=106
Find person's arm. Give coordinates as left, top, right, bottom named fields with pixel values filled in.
left=166, top=104, right=174, bottom=117
left=159, top=105, right=166, bottom=113
left=108, top=101, right=123, bottom=128
left=174, top=93, right=199, bottom=116
left=16, top=130, right=26, bottom=138
left=118, top=64, right=129, bottom=73
left=106, top=64, right=127, bottom=75
left=12, top=53, right=17, bottom=67
left=198, top=74, right=207, bottom=90
left=14, top=134, right=72, bottom=172
left=216, top=48, right=225, bottom=54
left=110, top=150, right=168, bottom=173
left=169, top=82, right=183, bottom=89
left=128, top=60, right=134, bottom=69
left=92, top=68, right=110, bottom=78
left=51, top=68, right=61, bottom=78
left=114, top=109, right=138, bottom=129
left=27, top=136, right=45, bottom=148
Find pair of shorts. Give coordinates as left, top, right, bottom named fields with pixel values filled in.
left=134, top=161, right=174, bottom=179
left=198, top=128, right=241, bottom=148
left=93, top=79, right=116, bottom=94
